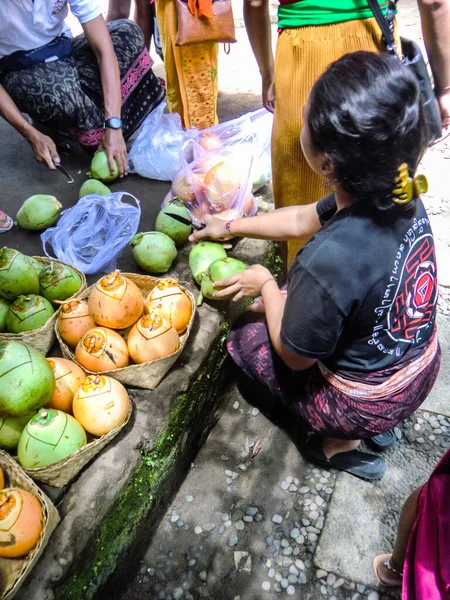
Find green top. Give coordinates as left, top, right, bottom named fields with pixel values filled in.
left=278, top=0, right=391, bottom=30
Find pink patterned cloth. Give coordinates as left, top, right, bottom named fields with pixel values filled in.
left=403, top=448, right=450, bottom=600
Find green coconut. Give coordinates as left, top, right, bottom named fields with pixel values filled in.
left=91, top=151, right=119, bottom=183
left=29, top=258, right=44, bottom=277
left=200, top=257, right=247, bottom=301
left=130, top=232, right=178, bottom=274
left=79, top=179, right=111, bottom=198
left=17, top=408, right=87, bottom=468
left=155, top=199, right=192, bottom=247
left=39, top=262, right=82, bottom=302
left=0, top=340, right=55, bottom=417
left=0, top=248, right=40, bottom=300
left=6, top=294, right=54, bottom=333
left=188, top=242, right=227, bottom=284
left=0, top=413, right=35, bottom=451
left=16, top=195, right=62, bottom=230
left=0, top=298, right=9, bottom=332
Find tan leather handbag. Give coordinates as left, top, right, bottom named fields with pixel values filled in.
left=175, top=0, right=237, bottom=46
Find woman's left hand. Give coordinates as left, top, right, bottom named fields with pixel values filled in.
left=213, top=264, right=274, bottom=302
left=100, top=128, right=129, bottom=177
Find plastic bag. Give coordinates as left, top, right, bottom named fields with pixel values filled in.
left=128, top=101, right=196, bottom=181
left=167, top=139, right=256, bottom=223
left=41, top=192, right=141, bottom=275
left=129, top=105, right=273, bottom=187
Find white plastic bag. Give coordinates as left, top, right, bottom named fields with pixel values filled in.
left=128, top=101, right=196, bottom=181
left=41, top=193, right=141, bottom=275
left=129, top=105, right=273, bottom=187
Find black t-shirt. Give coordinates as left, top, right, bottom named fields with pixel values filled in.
left=280, top=195, right=438, bottom=374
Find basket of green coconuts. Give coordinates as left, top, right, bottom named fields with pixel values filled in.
left=0, top=249, right=86, bottom=355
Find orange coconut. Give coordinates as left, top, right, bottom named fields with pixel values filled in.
left=88, top=271, right=144, bottom=330
left=72, top=374, right=130, bottom=436
left=172, top=172, right=196, bottom=203
left=0, top=488, right=43, bottom=557
left=144, top=279, right=192, bottom=334
left=127, top=314, right=180, bottom=364
left=58, top=298, right=96, bottom=348
left=203, top=161, right=240, bottom=208
left=46, top=358, right=86, bottom=413
left=76, top=327, right=130, bottom=372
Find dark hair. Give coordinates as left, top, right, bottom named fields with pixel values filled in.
left=307, top=51, right=429, bottom=213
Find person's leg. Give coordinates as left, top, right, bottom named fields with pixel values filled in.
left=373, top=487, right=422, bottom=586
left=134, top=0, right=155, bottom=50
left=107, top=0, right=132, bottom=21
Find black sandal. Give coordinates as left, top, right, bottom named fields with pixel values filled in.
left=303, top=435, right=387, bottom=481
left=366, top=430, right=397, bottom=452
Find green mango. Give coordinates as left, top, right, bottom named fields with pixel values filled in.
left=16, top=195, right=62, bottom=230
left=39, top=262, right=82, bottom=302
left=0, top=248, right=40, bottom=300
left=18, top=409, right=86, bottom=468
left=91, top=151, right=119, bottom=182
left=6, top=294, right=54, bottom=333
left=0, top=340, right=55, bottom=417
left=155, top=199, right=192, bottom=247
left=79, top=179, right=111, bottom=198
left=130, top=232, right=178, bottom=274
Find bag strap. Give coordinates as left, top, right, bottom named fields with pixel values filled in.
left=366, top=0, right=398, bottom=55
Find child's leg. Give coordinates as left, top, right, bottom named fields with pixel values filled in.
left=373, top=487, right=422, bottom=586
left=134, top=0, right=155, bottom=50
left=106, top=0, right=132, bottom=21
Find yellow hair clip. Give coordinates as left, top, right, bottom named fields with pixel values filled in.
left=392, top=163, right=428, bottom=205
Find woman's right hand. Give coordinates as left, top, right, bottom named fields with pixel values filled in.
left=188, top=214, right=235, bottom=243
left=262, top=74, right=275, bottom=113
left=27, top=129, right=60, bottom=169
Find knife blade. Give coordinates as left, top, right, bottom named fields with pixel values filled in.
left=54, top=162, right=74, bottom=183
left=164, top=211, right=205, bottom=230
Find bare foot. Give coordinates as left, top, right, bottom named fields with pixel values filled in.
left=0, top=211, right=13, bottom=232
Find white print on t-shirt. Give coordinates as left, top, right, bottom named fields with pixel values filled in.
left=52, top=1, right=69, bottom=16
left=369, top=218, right=437, bottom=356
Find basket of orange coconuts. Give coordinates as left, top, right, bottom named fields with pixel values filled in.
left=55, top=270, right=196, bottom=390
left=0, top=451, right=59, bottom=600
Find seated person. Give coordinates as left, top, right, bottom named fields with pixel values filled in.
left=0, top=0, right=165, bottom=177
left=190, top=51, right=440, bottom=480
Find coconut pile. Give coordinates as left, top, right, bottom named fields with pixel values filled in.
left=0, top=248, right=82, bottom=334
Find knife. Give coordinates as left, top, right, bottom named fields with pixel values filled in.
left=164, top=211, right=205, bottom=230
left=54, top=162, right=74, bottom=183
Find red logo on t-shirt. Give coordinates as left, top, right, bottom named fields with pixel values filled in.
left=388, top=235, right=437, bottom=343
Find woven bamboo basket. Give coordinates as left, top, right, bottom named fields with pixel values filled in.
left=55, top=273, right=196, bottom=390
left=0, top=257, right=86, bottom=355
left=21, top=400, right=132, bottom=488
left=0, top=450, right=60, bottom=600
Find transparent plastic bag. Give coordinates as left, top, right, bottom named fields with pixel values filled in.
left=41, top=193, right=141, bottom=275
left=196, top=108, right=273, bottom=191
left=128, top=101, right=197, bottom=181
left=167, top=139, right=256, bottom=224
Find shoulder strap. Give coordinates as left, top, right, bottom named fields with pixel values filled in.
left=366, top=0, right=397, bottom=54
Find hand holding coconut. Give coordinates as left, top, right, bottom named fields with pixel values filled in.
left=212, top=264, right=275, bottom=303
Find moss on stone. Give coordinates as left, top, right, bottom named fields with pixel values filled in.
left=263, top=241, right=283, bottom=282
left=53, top=322, right=230, bottom=600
